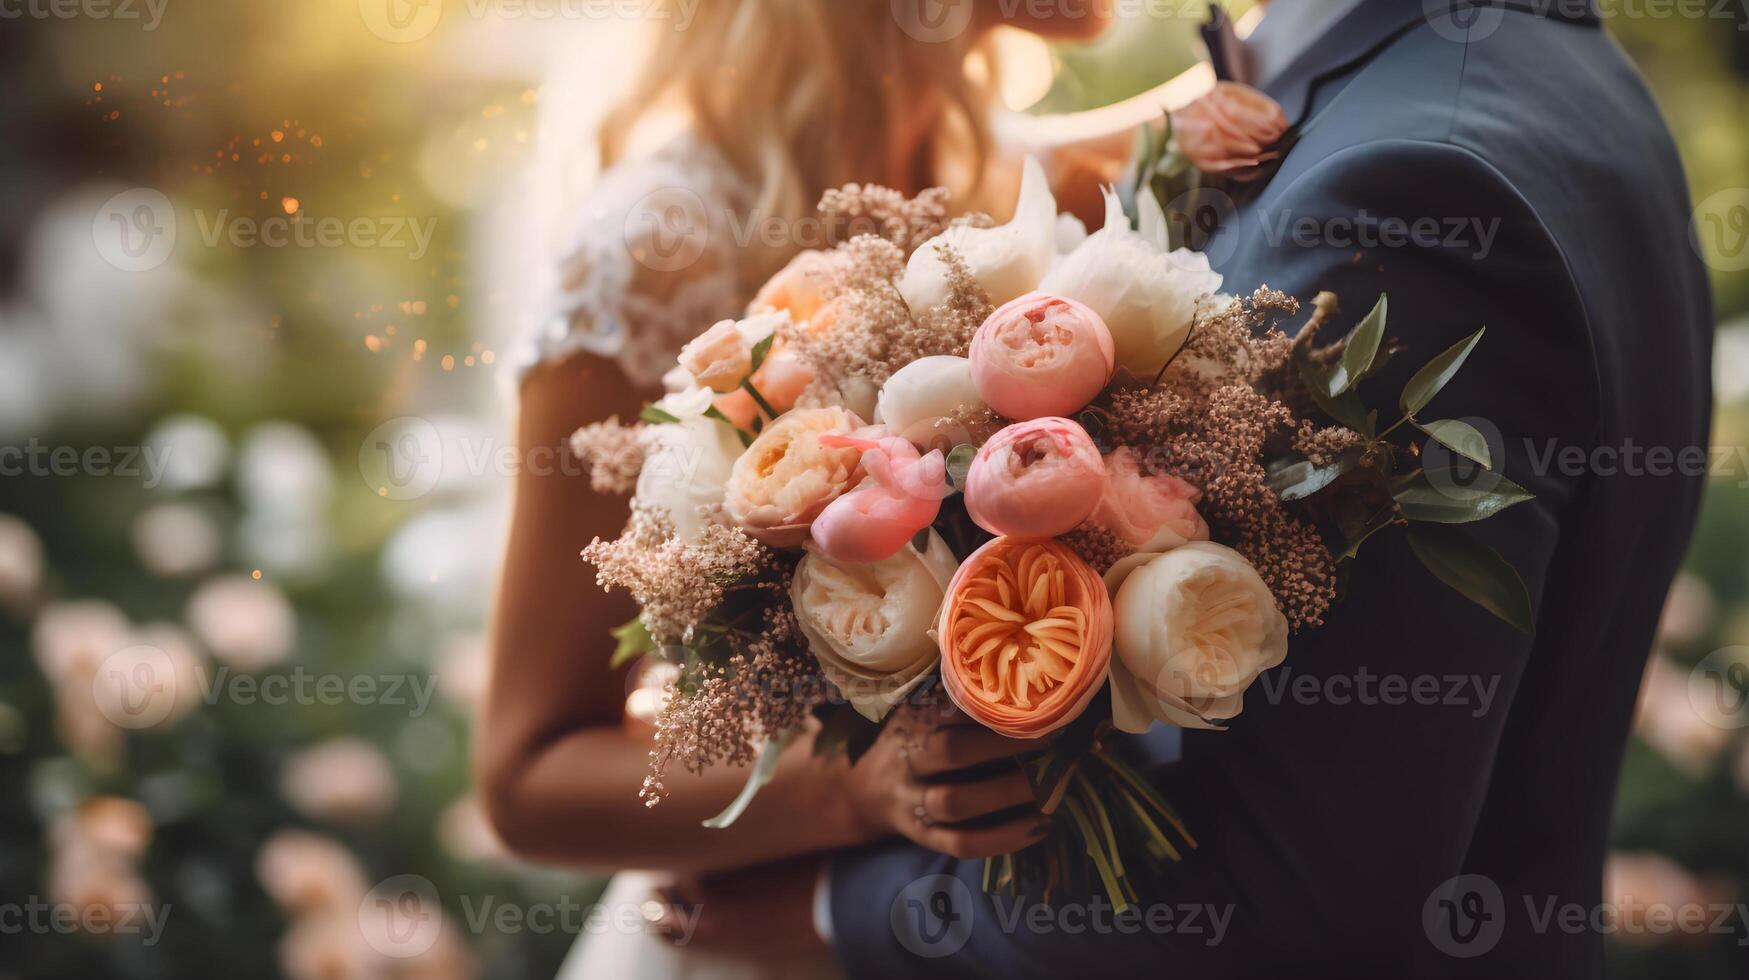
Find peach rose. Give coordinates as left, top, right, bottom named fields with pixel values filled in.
left=1089, top=448, right=1209, bottom=551
left=724, top=406, right=864, bottom=546
left=938, top=538, right=1113, bottom=739
left=811, top=431, right=949, bottom=563
left=963, top=417, right=1106, bottom=538
left=679, top=319, right=753, bottom=394
left=969, top=293, right=1115, bottom=421
left=751, top=250, right=836, bottom=326
left=714, top=347, right=816, bottom=430
left=1172, top=81, right=1288, bottom=179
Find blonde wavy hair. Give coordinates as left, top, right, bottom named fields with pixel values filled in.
left=599, top=0, right=998, bottom=285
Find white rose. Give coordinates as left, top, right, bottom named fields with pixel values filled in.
left=635, top=415, right=741, bottom=542
left=791, top=529, right=958, bottom=721
left=898, top=156, right=1056, bottom=318
left=873, top=355, right=984, bottom=449
left=1039, top=187, right=1223, bottom=378
left=1104, top=541, right=1288, bottom=732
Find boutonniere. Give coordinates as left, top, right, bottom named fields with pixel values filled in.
left=1127, top=82, right=1294, bottom=249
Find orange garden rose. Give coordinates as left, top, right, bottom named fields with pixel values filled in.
left=937, top=537, right=1114, bottom=739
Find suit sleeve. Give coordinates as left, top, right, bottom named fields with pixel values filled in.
left=825, top=138, right=1599, bottom=978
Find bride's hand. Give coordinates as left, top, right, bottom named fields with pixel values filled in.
left=841, top=701, right=1051, bottom=859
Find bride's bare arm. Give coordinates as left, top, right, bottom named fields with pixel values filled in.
left=474, top=353, right=870, bottom=875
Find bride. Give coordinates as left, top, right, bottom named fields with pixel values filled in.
left=476, top=1, right=1118, bottom=976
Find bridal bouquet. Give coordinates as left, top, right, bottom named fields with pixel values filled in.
left=575, top=145, right=1533, bottom=905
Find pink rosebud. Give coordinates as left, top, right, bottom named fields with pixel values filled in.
left=811, top=431, right=949, bottom=563
left=1089, top=447, right=1210, bottom=551
left=1172, top=82, right=1289, bottom=181
left=964, top=418, right=1106, bottom=538
left=714, top=346, right=815, bottom=429
left=969, top=292, right=1115, bottom=421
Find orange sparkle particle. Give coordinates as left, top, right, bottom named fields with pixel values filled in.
left=441, top=355, right=456, bottom=371
left=480, top=350, right=496, bottom=365
left=271, top=130, right=284, bottom=142
left=251, top=569, right=263, bottom=580
left=365, top=335, right=383, bottom=352
left=93, top=82, right=102, bottom=92
left=281, top=196, right=299, bottom=214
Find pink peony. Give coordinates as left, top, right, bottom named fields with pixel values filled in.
left=969, top=292, right=1115, bottom=421
left=964, top=418, right=1106, bottom=538
left=811, top=431, right=950, bottom=563
left=1089, top=447, right=1209, bottom=551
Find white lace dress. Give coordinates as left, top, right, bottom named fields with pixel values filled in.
left=521, top=141, right=842, bottom=980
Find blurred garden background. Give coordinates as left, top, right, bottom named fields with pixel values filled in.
left=1, top=2, right=1747, bottom=978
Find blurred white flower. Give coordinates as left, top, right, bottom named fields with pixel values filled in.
left=437, top=795, right=507, bottom=865
left=0, top=512, right=44, bottom=607
left=132, top=503, right=223, bottom=578
left=381, top=501, right=502, bottom=607
left=256, top=829, right=370, bottom=914
left=143, top=414, right=231, bottom=493
left=1635, top=654, right=1731, bottom=773
left=47, top=795, right=156, bottom=937
left=32, top=600, right=130, bottom=684
left=278, top=911, right=387, bottom=980
left=436, top=633, right=489, bottom=714
left=1655, top=572, right=1715, bottom=650
left=1713, top=318, right=1749, bottom=404
left=280, top=738, right=398, bottom=824
left=1604, top=851, right=1730, bottom=947
left=186, top=575, right=295, bottom=671
left=53, top=796, right=153, bottom=859
left=238, top=422, right=334, bottom=516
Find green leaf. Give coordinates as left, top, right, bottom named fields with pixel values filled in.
left=748, top=333, right=775, bottom=373
left=1295, top=346, right=1372, bottom=435
left=639, top=404, right=680, bottom=425
left=1325, top=294, right=1387, bottom=395
left=703, top=728, right=798, bottom=828
left=608, top=617, right=655, bottom=670
left=1401, top=327, right=1484, bottom=415
left=1417, top=418, right=1492, bottom=469
left=945, top=443, right=977, bottom=491
left=1406, top=523, right=1535, bottom=634
left=1396, top=473, right=1533, bottom=523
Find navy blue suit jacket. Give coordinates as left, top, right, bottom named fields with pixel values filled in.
left=827, top=3, right=1713, bottom=976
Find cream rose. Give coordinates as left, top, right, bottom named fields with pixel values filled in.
left=791, top=530, right=958, bottom=721
left=723, top=406, right=863, bottom=546
left=873, top=355, right=984, bottom=449
left=637, top=390, right=743, bottom=542
left=1104, top=541, right=1288, bottom=732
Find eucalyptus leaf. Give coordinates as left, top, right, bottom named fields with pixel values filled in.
left=945, top=443, right=978, bottom=491
left=1267, top=455, right=1354, bottom=501
left=748, top=333, right=775, bottom=373
left=1295, top=346, right=1372, bottom=434
left=1406, top=523, right=1535, bottom=634
left=1325, top=294, right=1387, bottom=395
left=703, top=728, right=798, bottom=829
left=1395, top=474, right=1533, bottom=523
left=608, top=617, right=655, bottom=670
left=1401, top=327, right=1484, bottom=415
left=1417, top=418, right=1493, bottom=469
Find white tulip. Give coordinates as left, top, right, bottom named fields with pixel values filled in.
left=1105, top=541, right=1288, bottom=733
left=1039, top=187, right=1224, bottom=378
left=635, top=414, right=741, bottom=542
left=791, top=530, right=959, bottom=721
left=899, top=156, right=1057, bottom=318
left=873, top=355, right=984, bottom=448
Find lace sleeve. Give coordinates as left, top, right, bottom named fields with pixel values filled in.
left=513, top=142, right=753, bottom=390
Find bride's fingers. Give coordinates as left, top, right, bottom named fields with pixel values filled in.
left=914, top=813, right=1051, bottom=860
left=922, top=768, right=1038, bottom=824
left=910, top=726, right=1041, bottom=777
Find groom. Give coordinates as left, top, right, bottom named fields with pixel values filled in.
left=809, top=2, right=1714, bottom=977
